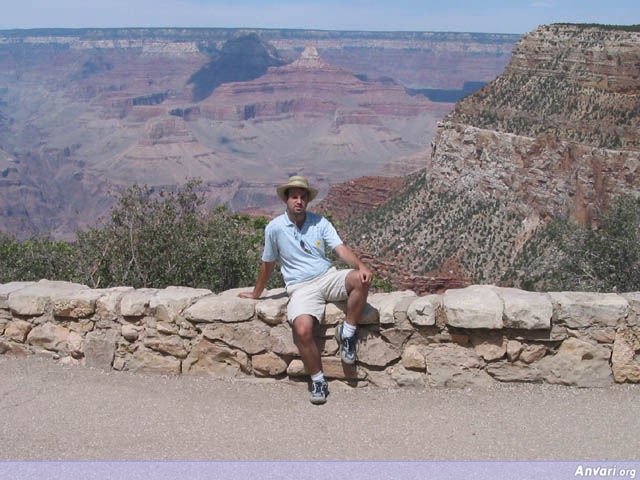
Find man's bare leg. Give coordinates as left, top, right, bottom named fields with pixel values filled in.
left=292, top=314, right=322, bottom=375
left=345, top=269, right=370, bottom=326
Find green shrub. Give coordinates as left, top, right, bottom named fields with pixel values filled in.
left=1, top=180, right=282, bottom=292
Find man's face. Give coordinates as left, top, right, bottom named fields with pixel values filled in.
left=286, top=187, right=308, bottom=216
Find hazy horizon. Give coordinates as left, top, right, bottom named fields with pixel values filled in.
left=2, top=0, right=639, bottom=35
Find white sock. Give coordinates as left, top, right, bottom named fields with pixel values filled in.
left=311, top=371, right=325, bottom=383
left=342, top=322, right=356, bottom=338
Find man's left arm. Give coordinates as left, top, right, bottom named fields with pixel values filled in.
left=334, top=244, right=373, bottom=286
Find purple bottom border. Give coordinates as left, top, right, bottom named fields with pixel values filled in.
left=1, top=461, right=639, bottom=480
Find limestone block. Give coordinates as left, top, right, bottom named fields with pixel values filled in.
left=367, top=291, right=417, bottom=326
left=323, top=302, right=346, bottom=325
left=424, top=343, right=487, bottom=387
left=95, top=287, right=134, bottom=319
left=360, top=303, right=380, bottom=325
left=120, top=289, right=159, bottom=317
left=256, top=293, right=288, bottom=325
left=127, top=349, right=181, bottom=375
left=589, top=327, right=617, bottom=344
left=0, top=339, right=30, bottom=356
left=287, top=357, right=366, bottom=380
left=492, top=287, right=552, bottom=330
left=393, top=296, right=418, bottom=326
left=366, top=368, right=397, bottom=388
left=178, top=326, right=198, bottom=339
left=380, top=327, right=413, bottom=349
left=486, top=361, right=543, bottom=383
left=67, top=331, right=83, bottom=358
left=407, top=295, right=441, bottom=326
left=218, top=287, right=255, bottom=297
left=26, top=322, right=70, bottom=352
left=537, top=338, right=614, bottom=387
left=321, top=338, right=339, bottom=356
left=144, top=335, right=188, bottom=358
left=149, top=286, right=211, bottom=322
left=8, top=280, right=90, bottom=316
left=202, top=320, right=270, bottom=355
left=183, top=339, right=250, bottom=377
left=269, top=324, right=298, bottom=356
left=402, top=345, right=426, bottom=370
left=4, top=320, right=33, bottom=343
left=506, top=340, right=524, bottom=362
left=430, top=331, right=469, bottom=346
left=156, top=322, right=178, bottom=335
left=54, top=289, right=104, bottom=318
left=121, top=323, right=141, bottom=341
left=443, top=285, right=504, bottom=329
left=0, top=281, right=35, bottom=309
left=390, top=365, right=426, bottom=388
left=356, top=331, right=401, bottom=367
left=83, top=330, right=118, bottom=370
left=252, top=352, right=288, bottom=377
left=612, top=329, right=640, bottom=383
left=68, top=320, right=93, bottom=335
left=183, top=295, right=256, bottom=323
left=621, top=292, right=640, bottom=327
left=470, top=333, right=507, bottom=361
left=519, top=344, right=547, bottom=364
left=511, top=325, right=568, bottom=342
left=547, top=292, right=629, bottom=329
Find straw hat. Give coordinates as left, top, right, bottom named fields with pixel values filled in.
left=276, top=175, right=318, bottom=202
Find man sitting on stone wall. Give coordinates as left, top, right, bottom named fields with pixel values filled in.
left=238, top=175, right=372, bottom=404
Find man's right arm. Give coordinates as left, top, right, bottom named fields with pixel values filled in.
left=238, top=261, right=275, bottom=299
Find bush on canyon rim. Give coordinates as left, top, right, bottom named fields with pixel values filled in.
left=0, top=180, right=281, bottom=292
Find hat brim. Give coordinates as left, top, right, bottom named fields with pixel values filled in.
left=276, top=184, right=318, bottom=203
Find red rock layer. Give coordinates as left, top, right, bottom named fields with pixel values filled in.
left=198, top=46, right=441, bottom=123
left=314, top=176, right=406, bottom=224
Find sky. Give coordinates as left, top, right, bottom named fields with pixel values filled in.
left=1, top=0, right=639, bottom=34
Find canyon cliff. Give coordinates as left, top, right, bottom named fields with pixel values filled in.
left=340, top=24, right=640, bottom=291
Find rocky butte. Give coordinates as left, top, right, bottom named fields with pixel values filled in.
left=0, top=28, right=517, bottom=239
left=340, top=24, right=640, bottom=291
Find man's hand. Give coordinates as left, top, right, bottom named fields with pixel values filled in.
left=334, top=244, right=373, bottom=286
left=237, top=291, right=258, bottom=299
left=358, top=265, right=373, bottom=286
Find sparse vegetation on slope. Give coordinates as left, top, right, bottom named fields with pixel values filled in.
left=508, top=194, right=640, bottom=292
left=343, top=171, right=528, bottom=284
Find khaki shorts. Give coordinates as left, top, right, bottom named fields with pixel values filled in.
left=286, top=267, right=352, bottom=324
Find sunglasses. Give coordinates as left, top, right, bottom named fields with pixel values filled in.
left=300, top=240, right=312, bottom=254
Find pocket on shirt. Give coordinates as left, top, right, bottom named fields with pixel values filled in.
left=307, top=235, right=324, bottom=253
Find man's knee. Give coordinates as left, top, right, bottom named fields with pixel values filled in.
left=346, top=270, right=369, bottom=295
left=292, top=315, right=314, bottom=344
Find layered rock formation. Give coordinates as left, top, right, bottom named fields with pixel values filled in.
left=1, top=280, right=639, bottom=387
left=443, top=23, right=640, bottom=224
left=0, top=29, right=516, bottom=238
left=342, top=24, right=640, bottom=286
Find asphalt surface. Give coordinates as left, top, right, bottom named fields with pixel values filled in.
left=1, top=356, right=639, bottom=461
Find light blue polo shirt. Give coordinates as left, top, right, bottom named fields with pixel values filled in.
left=262, top=212, right=344, bottom=286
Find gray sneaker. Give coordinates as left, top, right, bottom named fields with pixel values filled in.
left=310, top=379, right=329, bottom=405
left=335, top=323, right=357, bottom=365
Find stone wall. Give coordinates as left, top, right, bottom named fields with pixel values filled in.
left=1, top=280, right=639, bottom=388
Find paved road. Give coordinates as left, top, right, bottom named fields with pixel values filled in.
left=1, top=356, right=639, bottom=461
